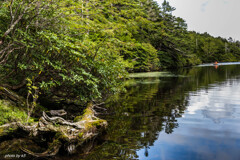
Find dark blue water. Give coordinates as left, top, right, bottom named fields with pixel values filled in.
left=66, top=64, right=240, bottom=160
left=137, top=79, right=240, bottom=160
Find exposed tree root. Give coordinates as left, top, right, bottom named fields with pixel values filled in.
left=18, top=103, right=107, bottom=157
left=0, top=86, right=108, bottom=157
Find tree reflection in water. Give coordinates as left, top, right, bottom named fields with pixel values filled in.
left=65, top=65, right=240, bottom=160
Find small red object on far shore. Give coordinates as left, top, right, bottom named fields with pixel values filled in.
left=214, top=61, right=218, bottom=65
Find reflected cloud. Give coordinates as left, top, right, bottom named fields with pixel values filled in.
left=186, top=80, right=240, bottom=123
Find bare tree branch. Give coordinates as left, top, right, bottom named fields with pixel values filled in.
left=9, top=0, right=15, bottom=25
left=1, top=0, right=36, bottom=44
left=0, top=43, right=14, bottom=58
left=0, top=46, right=24, bottom=64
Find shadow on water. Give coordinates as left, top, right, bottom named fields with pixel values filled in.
left=1, top=64, right=240, bottom=160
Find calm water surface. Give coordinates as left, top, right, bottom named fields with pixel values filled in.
left=2, top=64, right=240, bottom=160
left=81, top=64, right=240, bottom=160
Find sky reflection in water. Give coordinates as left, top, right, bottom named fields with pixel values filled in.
left=137, top=66, right=240, bottom=160
left=78, top=64, right=240, bottom=160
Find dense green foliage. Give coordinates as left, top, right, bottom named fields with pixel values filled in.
left=1, top=0, right=240, bottom=106
left=188, top=32, right=240, bottom=63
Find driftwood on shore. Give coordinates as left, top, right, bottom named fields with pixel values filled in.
left=0, top=86, right=108, bottom=157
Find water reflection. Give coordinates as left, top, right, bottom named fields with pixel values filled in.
left=187, top=81, right=240, bottom=123
left=136, top=65, right=240, bottom=160
left=71, top=64, right=240, bottom=160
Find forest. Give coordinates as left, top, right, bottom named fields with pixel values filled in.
left=1, top=0, right=240, bottom=157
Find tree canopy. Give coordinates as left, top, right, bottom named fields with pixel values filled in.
left=1, top=0, right=240, bottom=106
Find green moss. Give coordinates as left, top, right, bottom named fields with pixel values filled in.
left=74, top=104, right=93, bottom=122
left=84, top=121, right=96, bottom=129
left=82, top=108, right=93, bottom=117
left=84, top=119, right=107, bottom=130
left=55, top=131, right=69, bottom=141
left=74, top=115, right=83, bottom=122
left=78, top=132, right=83, bottom=138
left=0, top=128, right=3, bottom=134
left=0, top=100, right=34, bottom=125
left=91, top=120, right=106, bottom=127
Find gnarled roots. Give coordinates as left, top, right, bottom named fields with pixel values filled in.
left=0, top=103, right=107, bottom=157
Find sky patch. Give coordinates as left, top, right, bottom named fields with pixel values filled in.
left=157, top=0, right=240, bottom=41
left=201, top=0, right=211, bottom=12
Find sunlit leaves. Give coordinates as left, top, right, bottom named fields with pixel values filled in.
left=2, top=0, right=240, bottom=107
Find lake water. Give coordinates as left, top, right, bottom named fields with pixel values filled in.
left=2, top=64, right=240, bottom=160
left=80, top=63, right=240, bottom=160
